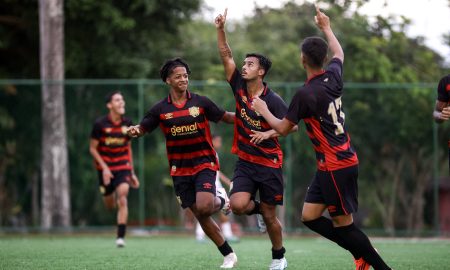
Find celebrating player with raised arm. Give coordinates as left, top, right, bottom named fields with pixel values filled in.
left=252, top=5, right=392, bottom=270
left=127, top=58, right=237, bottom=269
left=215, top=8, right=296, bottom=270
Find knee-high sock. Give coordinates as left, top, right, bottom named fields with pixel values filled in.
left=335, top=223, right=391, bottom=270
left=303, top=216, right=361, bottom=259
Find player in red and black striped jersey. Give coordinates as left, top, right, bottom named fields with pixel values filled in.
left=89, top=91, right=140, bottom=248
left=215, top=9, right=295, bottom=270
left=433, top=74, right=450, bottom=171
left=252, top=5, right=392, bottom=270
left=127, top=58, right=238, bottom=268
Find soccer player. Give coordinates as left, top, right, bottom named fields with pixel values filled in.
left=215, top=9, right=293, bottom=270
left=126, top=58, right=238, bottom=269
left=252, top=5, right=393, bottom=270
left=433, top=74, right=450, bottom=170
left=89, top=91, right=140, bottom=248
left=196, top=134, right=240, bottom=243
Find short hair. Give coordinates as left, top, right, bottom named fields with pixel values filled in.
left=105, top=91, right=122, bottom=104
left=245, top=53, right=272, bottom=78
left=301, top=37, right=328, bottom=69
left=159, top=58, right=191, bottom=82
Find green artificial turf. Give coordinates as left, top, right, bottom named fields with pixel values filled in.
left=0, top=234, right=448, bottom=269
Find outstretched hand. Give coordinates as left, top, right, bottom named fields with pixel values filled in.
left=314, top=4, right=330, bottom=31
left=215, top=8, right=228, bottom=29
left=126, top=125, right=142, bottom=138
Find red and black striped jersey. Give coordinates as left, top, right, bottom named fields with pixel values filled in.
left=139, top=91, right=225, bottom=176
left=437, top=74, right=450, bottom=146
left=285, top=58, right=358, bottom=171
left=91, top=115, right=133, bottom=171
left=228, top=69, right=288, bottom=168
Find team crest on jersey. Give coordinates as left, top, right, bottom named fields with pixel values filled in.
left=171, top=165, right=177, bottom=172
left=121, top=126, right=128, bottom=134
left=165, top=113, right=173, bottom=119
left=105, top=128, right=112, bottom=133
left=189, top=106, right=200, bottom=117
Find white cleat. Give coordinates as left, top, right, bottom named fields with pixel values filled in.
left=220, top=252, right=238, bottom=268
left=216, top=187, right=231, bottom=215
left=269, top=257, right=288, bottom=270
left=256, top=214, right=267, bottom=233
left=116, top=238, right=125, bottom=248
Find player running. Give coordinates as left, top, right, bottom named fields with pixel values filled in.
left=252, top=5, right=393, bottom=270
left=89, top=91, right=140, bottom=248
left=127, top=58, right=238, bottom=269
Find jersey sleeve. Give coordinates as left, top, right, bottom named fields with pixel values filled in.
left=228, top=68, right=243, bottom=96
left=327, top=58, right=343, bottom=83
left=437, top=76, right=450, bottom=102
left=285, top=88, right=311, bottom=124
left=268, top=93, right=288, bottom=119
left=202, top=96, right=226, bottom=123
left=90, top=120, right=102, bottom=140
left=139, top=104, right=161, bottom=133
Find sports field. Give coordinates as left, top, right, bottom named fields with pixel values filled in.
left=0, top=234, right=448, bottom=269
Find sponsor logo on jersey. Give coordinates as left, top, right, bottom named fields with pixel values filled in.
left=105, top=137, right=126, bottom=145
left=240, top=108, right=261, bottom=129
left=170, top=122, right=199, bottom=136
left=189, top=106, right=200, bottom=117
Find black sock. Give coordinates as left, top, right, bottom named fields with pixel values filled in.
left=335, top=223, right=391, bottom=270
left=117, top=224, right=126, bottom=239
left=303, top=217, right=361, bottom=259
left=272, top=246, right=286, bottom=259
left=218, top=241, right=233, bottom=256
left=247, top=200, right=261, bottom=215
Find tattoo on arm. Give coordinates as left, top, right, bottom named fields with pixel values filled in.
left=219, top=46, right=232, bottom=58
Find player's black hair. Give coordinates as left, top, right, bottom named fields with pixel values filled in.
left=159, top=58, right=191, bottom=83
left=105, top=91, right=122, bottom=104
left=245, top=53, right=272, bottom=78
left=301, top=36, right=328, bottom=69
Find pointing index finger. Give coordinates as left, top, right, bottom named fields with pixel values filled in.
left=224, top=8, right=228, bottom=19
left=314, top=3, right=320, bottom=14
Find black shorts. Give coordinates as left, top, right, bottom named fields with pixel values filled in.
left=230, top=159, right=284, bottom=205
left=97, top=170, right=131, bottom=196
left=172, top=169, right=217, bottom=209
left=305, top=165, right=359, bottom=217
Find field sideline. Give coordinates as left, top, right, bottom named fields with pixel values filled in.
left=0, top=234, right=449, bottom=269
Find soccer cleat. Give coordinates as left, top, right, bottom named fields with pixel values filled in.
left=354, top=257, right=370, bottom=270
left=256, top=213, right=267, bottom=233
left=269, top=257, right=288, bottom=270
left=116, top=238, right=125, bottom=248
left=220, top=252, right=238, bottom=268
left=216, top=187, right=231, bottom=215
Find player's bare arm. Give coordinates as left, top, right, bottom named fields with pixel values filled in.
left=252, top=96, right=295, bottom=136
left=215, top=8, right=236, bottom=81
left=314, top=4, right=344, bottom=62
left=128, top=143, right=140, bottom=189
left=221, top=111, right=235, bottom=124
left=126, top=125, right=145, bottom=138
left=89, top=138, right=113, bottom=185
left=434, top=100, right=450, bottom=123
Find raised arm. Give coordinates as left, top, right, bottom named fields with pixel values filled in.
left=314, top=4, right=344, bottom=63
left=215, top=8, right=236, bottom=81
